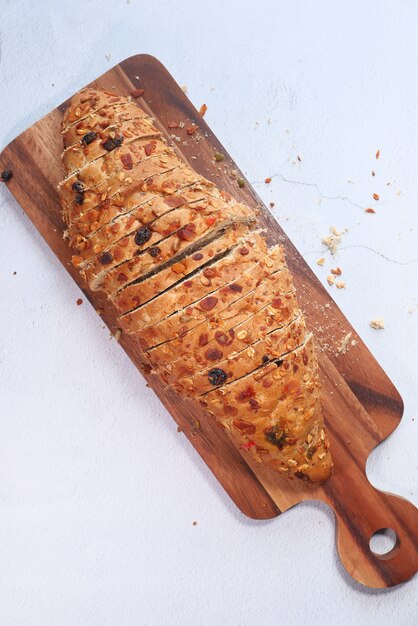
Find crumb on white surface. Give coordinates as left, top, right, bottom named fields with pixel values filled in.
left=370, top=318, right=385, bottom=330
left=322, top=226, right=347, bottom=255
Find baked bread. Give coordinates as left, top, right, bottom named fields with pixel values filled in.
left=59, top=88, right=332, bottom=482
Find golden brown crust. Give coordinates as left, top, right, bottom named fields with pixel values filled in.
left=59, top=88, right=333, bottom=483
left=62, top=117, right=161, bottom=176
left=62, top=89, right=127, bottom=132
left=119, top=232, right=267, bottom=330
left=83, top=203, right=254, bottom=293
left=113, top=225, right=249, bottom=314
left=170, top=315, right=306, bottom=396
left=200, top=335, right=332, bottom=481
left=125, top=246, right=288, bottom=350
left=62, top=101, right=148, bottom=148
left=59, top=137, right=169, bottom=206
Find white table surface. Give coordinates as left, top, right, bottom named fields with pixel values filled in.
left=0, top=1, right=417, bottom=624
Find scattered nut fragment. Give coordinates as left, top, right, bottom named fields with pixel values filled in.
left=187, top=124, right=198, bottom=136
left=370, top=318, right=385, bottom=330
left=336, top=281, right=346, bottom=289
left=317, top=258, right=325, bottom=266
left=265, top=177, right=272, bottom=184
left=287, top=459, right=298, bottom=466
left=198, top=104, right=207, bottom=117
left=131, top=89, right=144, bottom=98
left=181, top=84, right=188, bottom=94
left=76, top=298, right=83, bottom=306
left=373, top=193, right=380, bottom=201
left=237, top=330, right=248, bottom=340
left=376, top=149, right=380, bottom=159
left=214, top=152, right=224, bottom=162
left=327, top=275, right=335, bottom=286
left=365, top=207, right=376, bottom=214
left=114, top=328, right=122, bottom=341
left=330, top=267, right=342, bottom=276
left=168, top=121, right=179, bottom=129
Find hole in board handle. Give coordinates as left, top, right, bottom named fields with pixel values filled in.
left=369, top=528, right=399, bottom=559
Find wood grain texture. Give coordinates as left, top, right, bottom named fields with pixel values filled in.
left=0, top=54, right=416, bottom=589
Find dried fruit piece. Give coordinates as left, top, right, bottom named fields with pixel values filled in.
left=199, top=104, right=207, bottom=117
left=208, top=368, right=227, bottom=386
left=81, top=131, right=97, bottom=145
left=373, top=193, right=380, bottom=201
left=1, top=169, right=13, bottom=182
left=134, top=226, right=152, bottom=246
left=99, top=251, right=113, bottom=265
left=131, top=89, right=145, bottom=98
left=103, top=135, right=124, bottom=151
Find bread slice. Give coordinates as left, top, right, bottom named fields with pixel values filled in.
left=63, top=101, right=148, bottom=148
left=119, top=232, right=267, bottom=330
left=59, top=137, right=169, bottom=205
left=128, top=246, right=289, bottom=351
left=62, top=117, right=162, bottom=175
left=113, top=225, right=249, bottom=314
left=66, top=180, right=218, bottom=243
left=85, top=204, right=254, bottom=293
left=200, top=335, right=332, bottom=481
left=61, top=89, right=127, bottom=132
left=64, top=164, right=203, bottom=227
left=168, top=313, right=305, bottom=396
left=147, top=271, right=295, bottom=374
left=72, top=185, right=254, bottom=263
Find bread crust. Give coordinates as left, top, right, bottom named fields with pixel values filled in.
left=59, top=88, right=333, bottom=483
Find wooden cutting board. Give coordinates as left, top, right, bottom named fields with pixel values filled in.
left=1, top=54, right=417, bottom=589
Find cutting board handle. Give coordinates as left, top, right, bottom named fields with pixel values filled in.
left=331, top=477, right=418, bottom=588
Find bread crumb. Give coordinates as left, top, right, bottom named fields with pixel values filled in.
left=370, top=318, right=385, bottom=330
left=322, top=226, right=346, bottom=255
left=338, top=332, right=352, bottom=354
left=114, top=328, right=122, bottom=341
left=327, top=275, right=335, bottom=286
left=336, top=281, right=346, bottom=289
left=317, top=258, right=326, bottom=266
left=181, top=84, right=188, bottom=94
left=76, top=298, right=83, bottom=306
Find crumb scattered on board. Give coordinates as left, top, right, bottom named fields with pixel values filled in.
left=114, top=328, right=122, bottom=341
left=76, top=298, right=83, bottom=306
left=370, top=318, right=385, bottom=330
left=181, top=84, right=188, bottom=94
